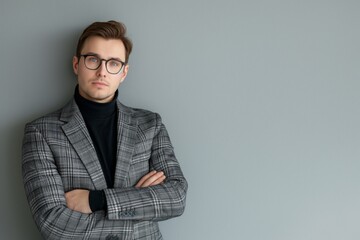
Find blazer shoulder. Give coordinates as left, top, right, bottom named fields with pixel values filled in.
left=24, top=101, right=72, bottom=132
left=118, top=101, right=161, bottom=127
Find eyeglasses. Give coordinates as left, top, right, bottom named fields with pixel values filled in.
left=80, top=54, right=126, bottom=74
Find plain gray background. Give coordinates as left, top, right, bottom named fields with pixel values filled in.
left=1, top=0, right=360, bottom=239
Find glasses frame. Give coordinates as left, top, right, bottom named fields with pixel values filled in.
left=80, top=54, right=126, bottom=75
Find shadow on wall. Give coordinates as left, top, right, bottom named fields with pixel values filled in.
left=2, top=118, right=42, bottom=239
left=1, top=26, right=82, bottom=239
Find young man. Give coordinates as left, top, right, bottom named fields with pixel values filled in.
left=22, top=21, right=188, bottom=240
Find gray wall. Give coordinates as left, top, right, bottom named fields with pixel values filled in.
left=1, top=1, right=360, bottom=239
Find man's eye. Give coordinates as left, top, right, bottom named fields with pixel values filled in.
left=88, top=57, right=99, bottom=63
left=109, top=61, right=120, bottom=67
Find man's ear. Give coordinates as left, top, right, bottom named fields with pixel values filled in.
left=120, top=64, right=129, bottom=83
left=72, top=56, right=79, bottom=75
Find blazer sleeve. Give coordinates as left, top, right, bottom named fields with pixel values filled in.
left=105, top=113, right=188, bottom=221
left=22, top=124, right=131, bottom=240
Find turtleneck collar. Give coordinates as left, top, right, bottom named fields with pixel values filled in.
left=74, top=85, right=118, bottom=119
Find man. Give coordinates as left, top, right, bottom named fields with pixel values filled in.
left=22, top=20, right=188, bottom=240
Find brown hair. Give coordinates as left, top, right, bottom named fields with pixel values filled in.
left=76, top=20, right=133, bottom=63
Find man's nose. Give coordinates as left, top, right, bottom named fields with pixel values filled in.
left=96, top=60, right=107, bottom=76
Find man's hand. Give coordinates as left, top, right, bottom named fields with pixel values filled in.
left=65, top=189, right=92, bottom=214
left=65, top=171, right=165, bottom=213
left=136, top=170, right=166, bottom=188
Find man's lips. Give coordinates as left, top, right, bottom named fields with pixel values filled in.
left=91, top=81, right=108, bottom=87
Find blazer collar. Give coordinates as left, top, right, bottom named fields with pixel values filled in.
left=60, top=99, right=137, bottom=189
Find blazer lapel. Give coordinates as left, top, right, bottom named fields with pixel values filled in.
left=60, top=100, right=108, bottom=190
left=114, top=101, right=137, bottom=187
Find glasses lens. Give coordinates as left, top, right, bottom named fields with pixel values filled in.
left=83, top=55, right=124, bottom=74
left=107, top=60, right=123, bottom=74
left=84, top=56, right=100, bottom=70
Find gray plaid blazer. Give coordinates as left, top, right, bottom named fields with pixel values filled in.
left=22, top=98, right=188, bottom=240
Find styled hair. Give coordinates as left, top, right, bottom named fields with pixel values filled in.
left=76, top=20, right=133, bottom=63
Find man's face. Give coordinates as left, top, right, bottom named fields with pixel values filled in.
left=73, top=36, right=129, bottom=103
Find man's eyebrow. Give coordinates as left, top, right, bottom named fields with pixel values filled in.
left=83, top=52, right=123, bottom=62
left=83, top=52, right=99, bottom=57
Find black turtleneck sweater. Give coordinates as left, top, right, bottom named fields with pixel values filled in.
left=75, top=86, right=118, bottom=211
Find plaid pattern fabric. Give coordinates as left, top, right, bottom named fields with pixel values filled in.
left=22, top=99, right=188, bottom=240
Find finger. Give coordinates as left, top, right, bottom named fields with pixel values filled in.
left=135, top=170, right=157, bottom=188
left=136, top=170, right=158, bottom=187
left=139, top=171, right=164, bottom=188
left=149, top=175, right=166, bottom=186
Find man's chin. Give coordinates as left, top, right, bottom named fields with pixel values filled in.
left=90, top=94, right=115, bottom=103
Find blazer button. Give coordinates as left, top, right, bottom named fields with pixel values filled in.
left=119, top=211, right=127, bottom=217
left=106, top=234, right=119, bottom=240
